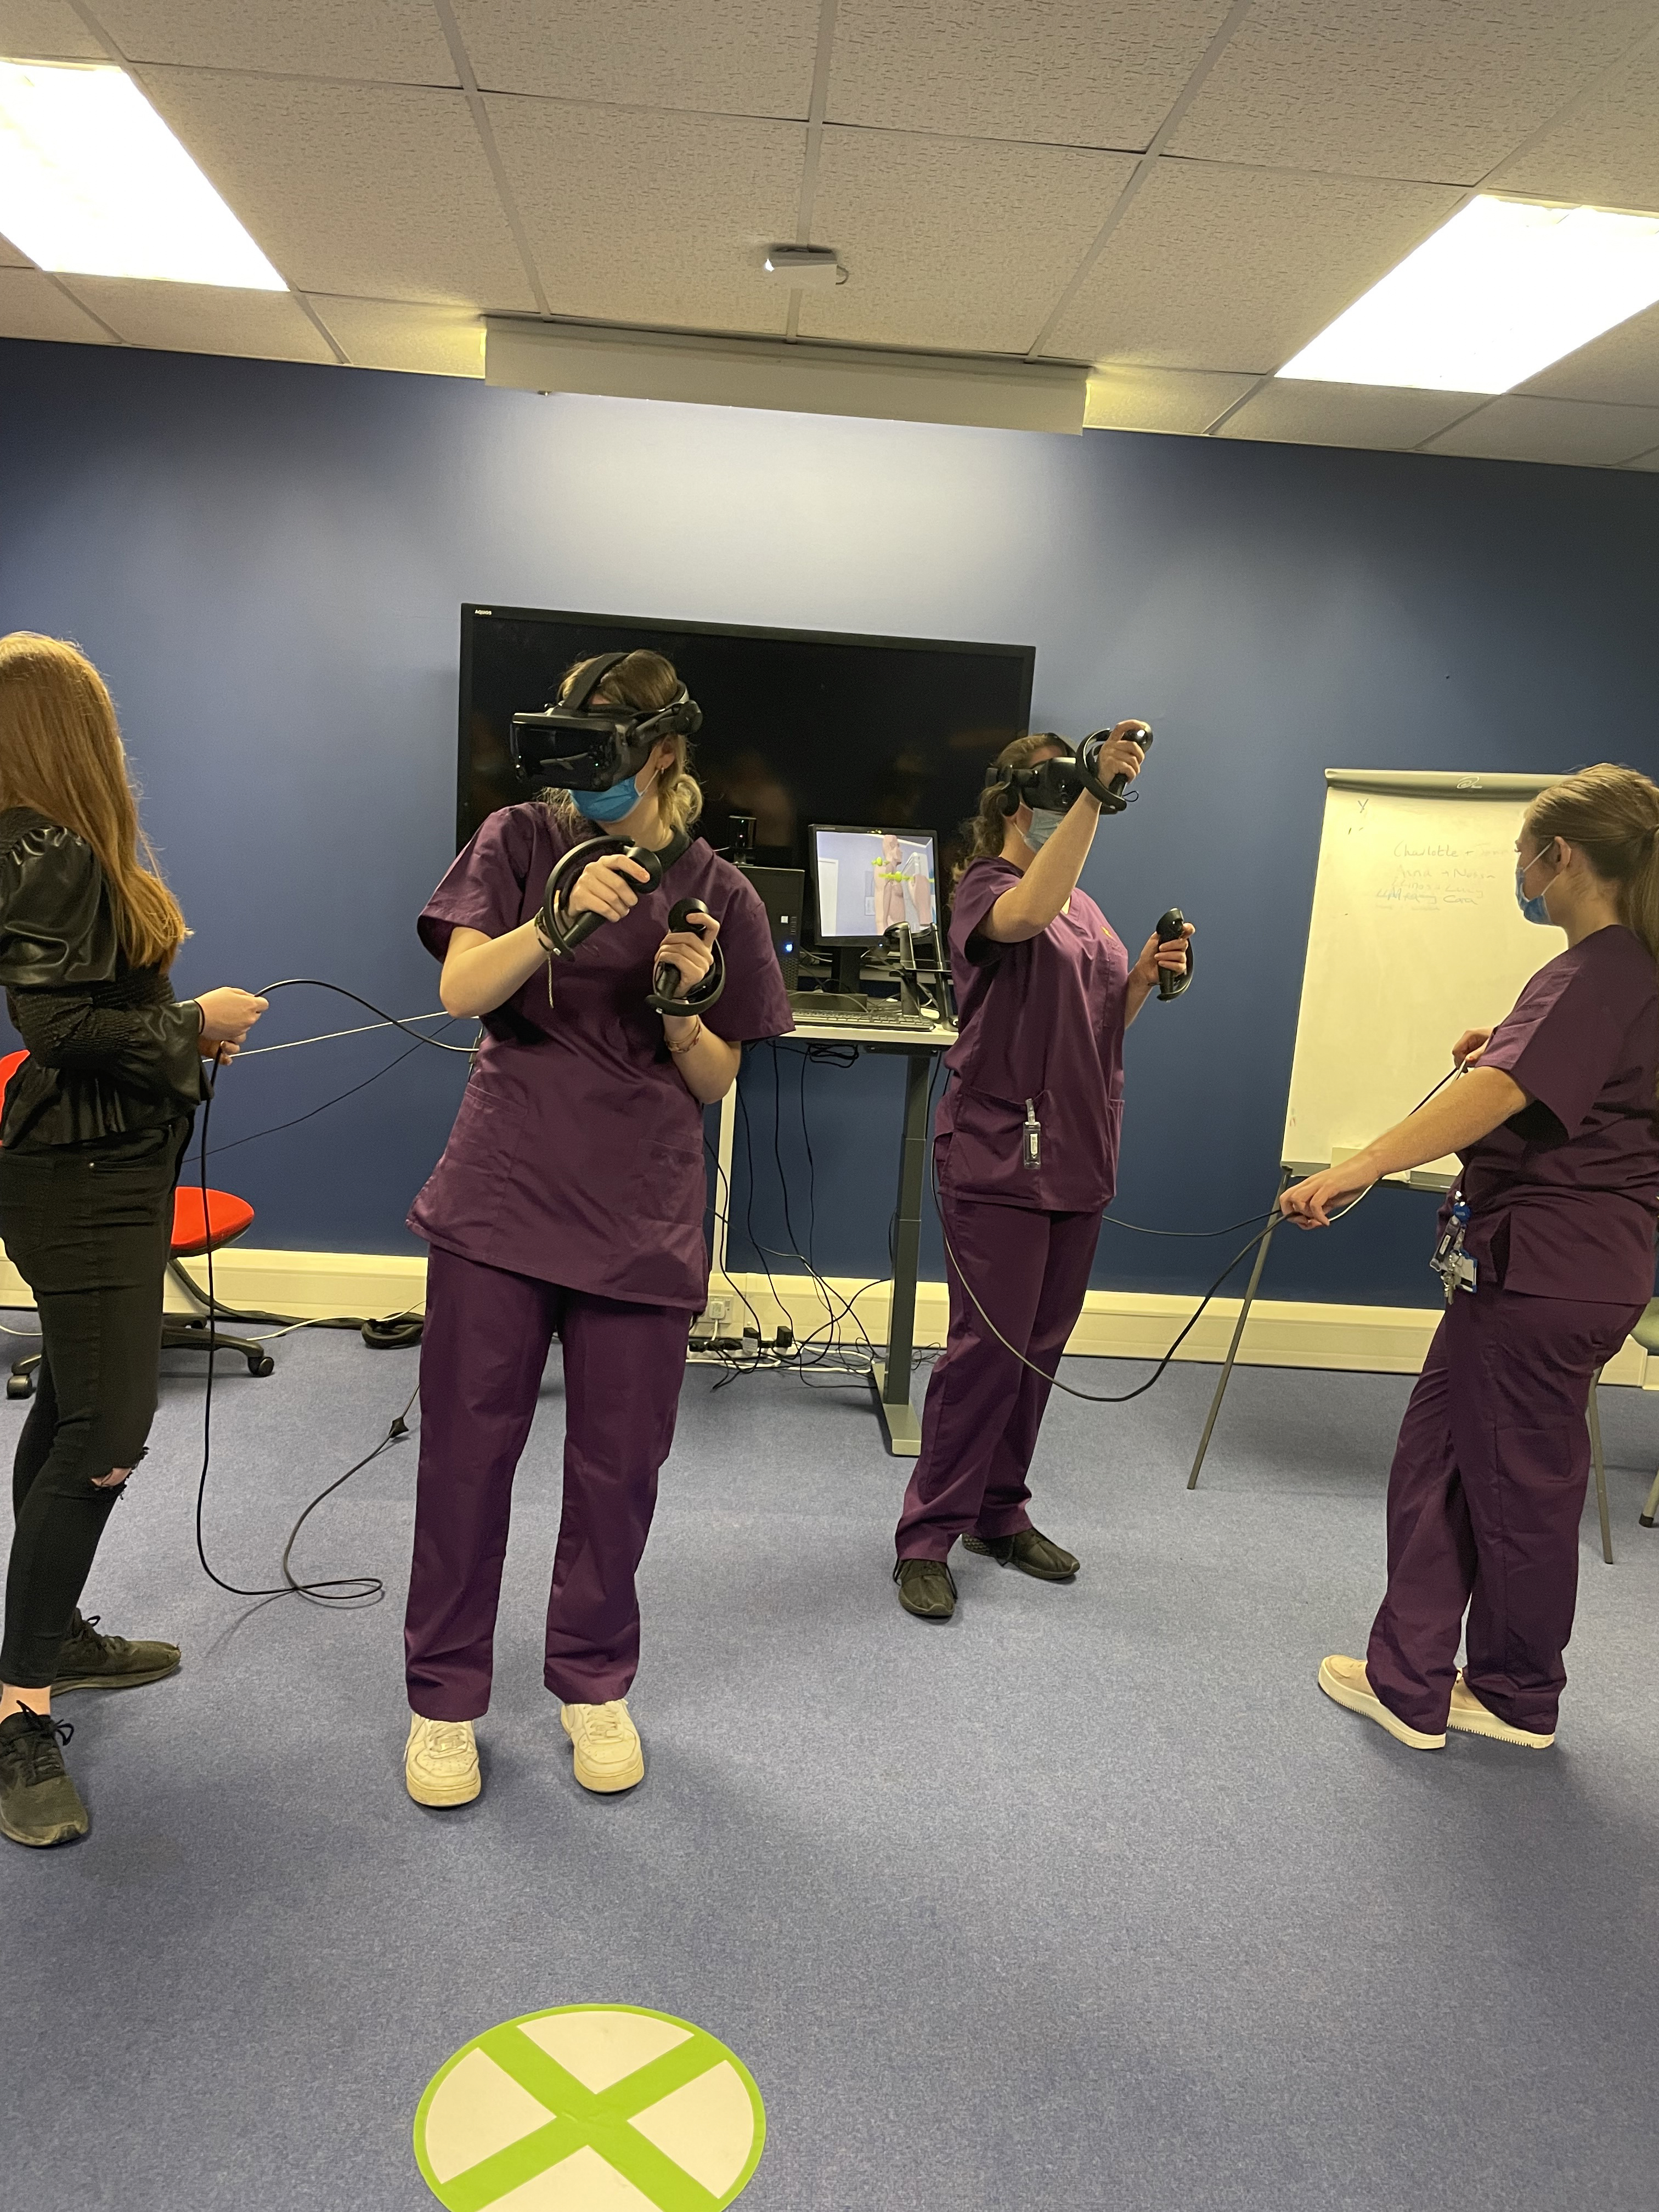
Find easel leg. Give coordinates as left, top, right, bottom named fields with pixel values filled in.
left=1587, top=1368, right=1613, bottom=1566
left=1187, top=1170, right=1291, bottom=1492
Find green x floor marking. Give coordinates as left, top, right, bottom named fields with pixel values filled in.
left=414, top=2004, right=766, bottom=2210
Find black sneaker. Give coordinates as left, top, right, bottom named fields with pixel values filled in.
left=962, top=1528, right=1080, bottom=1581
left=894, top=1558, right=957, bottom=1620
left=0, top=1710, right=89, bottom=1848
left=52, top=1611, right=180, bottom=1695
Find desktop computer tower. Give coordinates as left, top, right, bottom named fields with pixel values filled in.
left=737, top=864, right=805, bottom=990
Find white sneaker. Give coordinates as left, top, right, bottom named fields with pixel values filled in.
left=560, top=1699, right=644, bottom=1793
left=405, top=1713, right=481, bottom=1807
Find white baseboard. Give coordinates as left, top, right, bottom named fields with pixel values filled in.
left=1, top=1248, right=1649, bottom=1389
left=712, top=1272, right=1652, bottom=1389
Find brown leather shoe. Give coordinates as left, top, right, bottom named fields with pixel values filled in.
left=962, top=1528, right=1079, bottom=1581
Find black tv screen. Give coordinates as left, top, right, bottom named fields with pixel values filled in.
left=456, top=607, right=1035, bottom=890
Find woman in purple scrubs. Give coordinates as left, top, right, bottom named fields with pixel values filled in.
left=402, top=651, right=791, bottom=1807
left=893, top=725, right=1192, bottom=1620
left=1283, top=764, right=1659, bottom=1753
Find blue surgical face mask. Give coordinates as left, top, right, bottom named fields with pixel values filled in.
left=1025, top=806, right=1065, bottom=850
left=1515, top=845, right=1554, bottom=926
left=571, top=760, right=658, bottom=825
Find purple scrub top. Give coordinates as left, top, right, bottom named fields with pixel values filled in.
left=409, top=804, right=794, bottom=1310
left=1458, top=923, right=1659, bottom=1305
left=935, top=854, right=1130, bottom=1211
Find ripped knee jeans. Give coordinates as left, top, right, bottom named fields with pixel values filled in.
left=0, top=1120, right=187, bottom=1686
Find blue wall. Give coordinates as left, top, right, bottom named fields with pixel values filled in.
left=3, top=336, right=1656, bottom=1307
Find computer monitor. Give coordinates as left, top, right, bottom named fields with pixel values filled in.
left=810, top=825, right=939, bottom=945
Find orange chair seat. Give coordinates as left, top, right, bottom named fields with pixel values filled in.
left=172, top=1186, right=255, bottom=1256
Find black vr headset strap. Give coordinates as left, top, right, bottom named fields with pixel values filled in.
left=561, top=649, right=633, bottom=715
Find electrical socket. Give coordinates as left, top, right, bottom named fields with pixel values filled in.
left=699, top=1296, right=731, bottom=1327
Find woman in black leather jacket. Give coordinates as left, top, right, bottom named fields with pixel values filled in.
left=0, top=633, right=265, bottom=1849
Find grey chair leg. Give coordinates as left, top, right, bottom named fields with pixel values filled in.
left=1587, top=1368, right=1613, bottom=1565
left=1641, top=1468, right=1659, bottom=1531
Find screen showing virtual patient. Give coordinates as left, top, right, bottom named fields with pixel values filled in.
left=812, top=828, right=938, bottom=941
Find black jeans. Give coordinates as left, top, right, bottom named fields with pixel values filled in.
left=0, top=1118, right=190, bottom=1685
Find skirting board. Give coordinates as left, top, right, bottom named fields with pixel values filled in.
left=0, top=1249, right=1649, bottom=1388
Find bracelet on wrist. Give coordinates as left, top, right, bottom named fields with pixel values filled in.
left=665, top=1019, right=703, bottom=1056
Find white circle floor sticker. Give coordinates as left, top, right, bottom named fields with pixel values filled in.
left=415, top=2004, right=766, bottom=2211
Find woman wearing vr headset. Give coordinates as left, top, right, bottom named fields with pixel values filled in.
left=402, top=649, right=791, bottom=1808
left=893, top=724, right=1191, bottom=1621
left=0, top=634, right=264, bottom=1848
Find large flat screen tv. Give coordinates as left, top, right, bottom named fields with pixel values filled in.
left=456, top=607, right=1036, bottom=893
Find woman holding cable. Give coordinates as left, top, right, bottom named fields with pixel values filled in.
left=0, top=633, right=264, bottom=1849
left=1283, top=764, right=1659, bottom=1753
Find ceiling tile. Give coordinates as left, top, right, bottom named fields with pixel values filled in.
left=138, top=71, right=535, bottom=308
left=826, top=0, right=1237, bottom=149
left=309, top=295, right=484, bottom=377
left=97, top=0, right=457, bottom=84
left=1169, top=0, right=1654, bottom=183
left=1046, top=160, right=1463, bottom=372
left=450, top=0, right=819, bottom=117
left=1085, top=363, right=1256, bottom=433
left=1216, top=379, right=1485, bottom=450
left=1622, top=442, right=1659, bottom=469
left=1490, top=41, right=1659, bottom=210
left=63, top=277, right=336, bottom=362
left=1, top=230, right=32, bottom=266
left=1521, top=301, right=1659, bottom=407
left=798, top=128, right=1137, bottom=353
left=0, top=264, right=112, bottom=341
left=0, top=1, right=103, bottom=60
left=1423, top=394, right=1659, bottom=466
left=487, top=96, right=800, bottom=334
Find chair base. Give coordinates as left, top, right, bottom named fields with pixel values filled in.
left=161, top=1318, right=275, bottom=1378
left=7, top=1322, right=275, bottom=1401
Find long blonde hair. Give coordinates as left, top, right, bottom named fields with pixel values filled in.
left=0, top=633, right=188, bottom=971
left=952, top=731, right=1063, bottom=891
left=540, top=649, right=703, bottom=840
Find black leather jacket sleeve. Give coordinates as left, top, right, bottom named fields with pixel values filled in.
left=0, top=811, right=205, bottom=1124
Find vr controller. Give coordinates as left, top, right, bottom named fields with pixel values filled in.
left=538, top=836, right=725, bottom=1019
left=510, top=647, right=703, bottom=793
left=990, top=723, right=1153, bottom=820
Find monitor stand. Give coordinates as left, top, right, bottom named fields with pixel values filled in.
left=832, top=946, right=866, bottom=997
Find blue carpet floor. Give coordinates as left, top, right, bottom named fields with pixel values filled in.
left=3, top=1315, right=1658, bottom=2212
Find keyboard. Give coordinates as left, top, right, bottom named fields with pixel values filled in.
left=789, top=993, right=949, bottom=1030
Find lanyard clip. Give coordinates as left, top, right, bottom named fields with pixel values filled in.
left=1022, top=1098, right=1041, bottom=1172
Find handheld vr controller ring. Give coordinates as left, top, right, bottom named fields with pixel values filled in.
left=539, top=835, right=664, bottom=959
left=989, top=724, right=1154, bottom=820
left=648, top=897, right=726, bottom=1019
left=537, top=837, right=726, bottom=1018
left=1155, top=906, right=1193, bottom=1001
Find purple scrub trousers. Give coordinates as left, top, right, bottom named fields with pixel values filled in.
left=1367, top=1284, right=1645, bottom=1737
left=405, top=1246, right=692, bottom=1720
left=895, top=1178, right=1100, bottom=1560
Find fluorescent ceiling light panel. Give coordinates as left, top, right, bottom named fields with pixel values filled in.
left=0, top=59, right=284, bottom=288
left=1278, top=196, right=1659, bottom=394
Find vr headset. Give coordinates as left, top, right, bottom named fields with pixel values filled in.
left=509, top=649, right=703, bottom=792
left=986, top=725, right=1153, bottom=820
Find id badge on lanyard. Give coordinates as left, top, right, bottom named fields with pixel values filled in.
left=1430, top=1190, right=1478, bottom=1304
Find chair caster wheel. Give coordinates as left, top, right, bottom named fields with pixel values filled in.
left=7, top=1375, right=33, bottom=1401
left=247, top=1352, right=275, bottom=1378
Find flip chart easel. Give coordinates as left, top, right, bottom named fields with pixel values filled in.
left=1187, top=767, right=1565, bottom=1488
